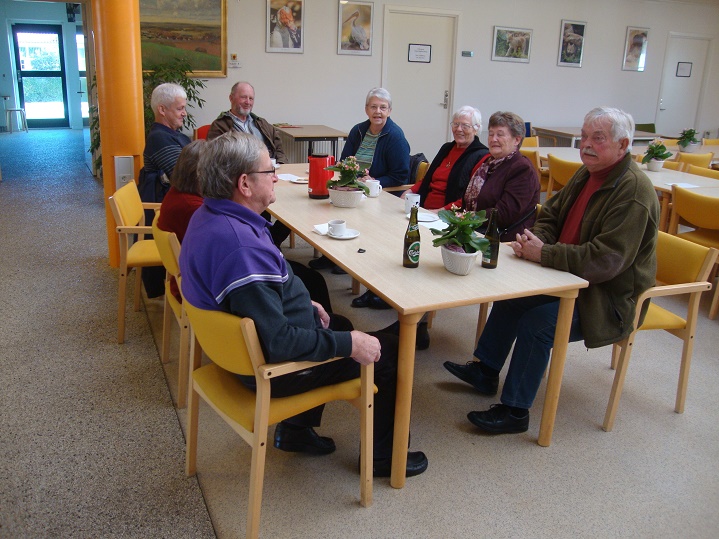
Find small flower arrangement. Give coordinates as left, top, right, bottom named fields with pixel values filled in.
left=326, top=156, right=369, bottom=195
left=642, top=138, right=673, bottom=164
left=678, top=128, right=699, bottom=149
left=430, top=207, right=489, bottom=254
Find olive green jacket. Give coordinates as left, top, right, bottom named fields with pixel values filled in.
left=535, top=153, right=659, bottom=349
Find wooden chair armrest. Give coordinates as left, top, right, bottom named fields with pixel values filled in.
left=258, top=356, right=346, bottom=379
left=142, top=202, right=162, bottom=210
left=384, top=185, right=411, bottom=193
left=116, top=225, right=152, bottom=235
left=638, top=282, right=712, bottom=304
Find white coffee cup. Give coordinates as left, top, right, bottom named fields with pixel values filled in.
left=366, top=179, right=382, bottom=197
left=405, top=193, right=421, bottom=214
left=328, top=219, right=346, bottom=237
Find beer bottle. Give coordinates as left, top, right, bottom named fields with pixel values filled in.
left=403, top=205, right=420, bottom=268
left=482, top=208, right=500, bottom=269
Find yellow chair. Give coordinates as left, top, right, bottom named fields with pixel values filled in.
left=546, top=154, right=582, bottom=199
left=384, top=160, right=429, bottom=193
left=519, top=148, right=549, bottom=193
left=522, top=136, right=539, bottom=148
left=662, top=160, right=681, bottom=171
left=184, top=301, right=374, bottom=539
left=686, top=164, right=719, bottom=180
left=108, top=181, right=163, bottom=344
left=661, top=138, right=680, bottom=146
left=677, top=152, right=714, bottom=172
left=702, top=138, right=719, bottom=145
left=152, top=213, right=191, bottom=408
left=603, top=232, right=718, bottom=431
left=668, top=185, right=719, bottom=320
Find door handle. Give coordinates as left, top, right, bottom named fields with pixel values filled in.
left=440, top=90, right=449, bottom=109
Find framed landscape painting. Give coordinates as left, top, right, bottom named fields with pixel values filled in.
left=558, top=20, right=586, bottom=67
left=338, top=1, right=373, bottom=56
left=139, top=0, right=226, bottom=77
left=622, top=26, right=649, bottom=72
left=492, top=26, right=532, bottom=63
left=267, top=0, right=304, bottom=53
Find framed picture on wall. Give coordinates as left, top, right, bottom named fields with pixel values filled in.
left=622, top=26, right=649, bottom=71
left=266, top=0, right=304, bottom=53
left=492, top=26, right=532, bottom=63
left=557, top=20, right=586, bottom=67
left=338, top=1, right=373, bottom=56
left=139, top=0, right=227, bottom=77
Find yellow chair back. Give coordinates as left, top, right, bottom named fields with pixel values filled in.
left=111, top=181, right=146, bottom=227
left=686, top=164, right=719, bottom=180
left=677, top=152, right=714, bottom=170
left=152, top=212, right=181, bottom=279
left=662, top=160, right=681, bottom=171
left=670, top=185, right=719, bottom=231
left=702, top=138, right=719, bottom=145
left=661, top=138, right=680, bottom=146
left=655, top=231, right=713, bottom=286
left=522, top=136, right=539, bottom=148
left=546, top=154, right=582, bottom=198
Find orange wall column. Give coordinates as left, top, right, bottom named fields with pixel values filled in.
left=92, top=0, right=144, bottom=267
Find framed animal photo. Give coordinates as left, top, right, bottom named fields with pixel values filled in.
left=558, top=20, right=586, bottom=67
left=266, top=0, right=304, bottom=53
left=492, top=26, right=532, bottom=63
left=622, top=26, right=649, bottom=71
left=338, top=1, right=373, bottom=56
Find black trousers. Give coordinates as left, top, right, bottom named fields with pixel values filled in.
left=255, top=315, right=399, bottom=459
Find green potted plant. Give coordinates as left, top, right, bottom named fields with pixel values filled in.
left=325, top=156, right=370, bottom=207
left=642, top=138, right=673, bottom=171
left=677, top=128, right=700, bottom=153
left=430, top=207, right=489, bottom=275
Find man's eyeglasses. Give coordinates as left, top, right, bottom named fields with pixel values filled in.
left=248, top=168, right=278, bottom=177
left=450, top=122, right=476, bottom=131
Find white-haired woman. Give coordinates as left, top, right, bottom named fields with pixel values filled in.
left=402, top=106, right=489, bottom=210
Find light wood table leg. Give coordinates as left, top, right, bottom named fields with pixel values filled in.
left=538, top=294, right=576, bottom=447
left=390, top=311, right=424, bottom=489
left=658, top=191, right=670, bottom=232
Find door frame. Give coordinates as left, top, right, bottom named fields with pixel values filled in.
left=381, top=5, right=460, bottom=144
left=11, top=22, right=70, bottom=128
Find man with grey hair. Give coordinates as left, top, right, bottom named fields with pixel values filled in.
left=444, top=106, right=659, bottom=435
left=206, top=81, right=287, bottom=164
left=179, top=132, right=428, bottom=478
left=138, top=82, right=192, bottom=297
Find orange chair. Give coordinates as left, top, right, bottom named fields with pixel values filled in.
left=546, top=154, right=582, bottom=199
left=193, top=124, right=211, bottom=140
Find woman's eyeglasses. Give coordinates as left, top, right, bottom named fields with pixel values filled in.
left=450, top=122, right=476, bottom=131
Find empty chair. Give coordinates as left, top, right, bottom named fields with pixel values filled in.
left=546, top=154, right=582, bottom=199
left=668, top=185, right=719, bottom=319
left=184, top=301, right=374, bottom=539
left=686, top=164, right=719, bottom=180
left=152, top=212, right=191, bottom=408
left=676, top=152, right=714, bottom=172
left=5, top=107, right=28, bottom=133
left=108, top=181, right=163, bottom=343
left=522, top=136, right=539, bottom=148
left=193, top=124, right=211, bottom=140
left=660, top=138, right=680, bottom=147
left=603, top=232, right=717, bottom=432
left=662, top=160, right=681, bottom=171
left=702, top=138, right=719, bottom=145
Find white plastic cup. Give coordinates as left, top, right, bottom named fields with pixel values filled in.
left=405, top=193, right=421, bottom=214
left=366, top=179, right=382, bottom=197
left=328, top=219, right=346, bottom=236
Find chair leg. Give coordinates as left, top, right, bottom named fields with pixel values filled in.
left=610, top=343, right=620, bottom=370
left=359, top=363, right=374, bottom=507
left=475, top=302, right=490, bottom=347
left=133, top=267, right=143, bottom=312
left=709, top=278, right=719, bottom=320
left=675, top=333, right=696, bottom=414
left=176, top=313, right=192, bottom=409
left=117, top=268, right=128, bottom=344
left=289, top=230, right=296, bottom=248
left=351, top=278, right=361, bottom=296
left=425, top=310, right=436, bottom=330
left=160, top=293, right=172, bottom=364
left=185, top=337, right=201, bottom=477
left=246, top=422, right=269, bottom=539
left=603, top=336, right=633, bottom=432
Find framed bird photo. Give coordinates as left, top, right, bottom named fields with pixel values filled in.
left=338, top=1, right=373, bottom=56
left=266, top=0, right=304, bottom=53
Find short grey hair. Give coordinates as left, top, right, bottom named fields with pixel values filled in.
left=151, top=83, right=186, bottom=115
left=453, top=106, right=482, bottom=132
left=489, top=111, right=526, bottom=146
left=230, top=81, right=254, bottom=95
left=171, top=140, right=205, bottom=194
left=198, top=132, right=266, bottom=200
left=584, top=106, right=635, bottom=150
left=365, top=87, right=392, bottom=109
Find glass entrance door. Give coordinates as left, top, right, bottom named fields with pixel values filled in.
left=12, top=23, right=70, bottom=128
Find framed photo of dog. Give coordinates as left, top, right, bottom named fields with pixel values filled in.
left=558, top=20, right=586, bottom=67
left=338, top=1, right=373, bottom=56
left=492, top=26, right=532, bottom=63
left=622, top=27, right=649, bottom=72
left=266, top=0, right=304, bottom=53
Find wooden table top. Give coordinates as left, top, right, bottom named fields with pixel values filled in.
left=274, top=124, right=348, bottom=139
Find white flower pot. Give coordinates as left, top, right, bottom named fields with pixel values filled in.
left=646, top=160, right=664, bottom=172
left=680, top=142, right=700, bottom=153
left=328, top=188, right=364, bottom=208
left=441, top=246, right=480, bottom=276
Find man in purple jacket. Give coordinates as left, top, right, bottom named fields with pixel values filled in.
left=179, top=131, right=427, bottom=478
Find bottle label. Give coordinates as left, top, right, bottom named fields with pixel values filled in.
left=407, top=241, right=420, bottom=263
left=408, top=224, right=419, bottom=232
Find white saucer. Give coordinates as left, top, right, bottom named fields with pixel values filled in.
left=406, top=212, right=438, bottom=222
left=328, top=228, right=360, bottom=240
left=290, top=177, right=308, bottom=184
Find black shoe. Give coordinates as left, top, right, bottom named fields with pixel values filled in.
left=308, top=255, right=335, bottom=270
left=351, top=290, right=375, bottom=308
left=443, top=361, right=499, bottom=396
left=331, top=265, right=347, bottom=275
left=274, top=423, right=336, bottom=455
left=467, top=404, right=529, bottom=434
left=369, top=294, right=392, bottom=310
left=365, top=451, right=429, bottom=478
left=379, top=321, right=430, bottom=350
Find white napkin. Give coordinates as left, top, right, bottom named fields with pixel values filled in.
left=277, top=173, right=302, bottom=182
left=313, top=223, right=329, bottom=235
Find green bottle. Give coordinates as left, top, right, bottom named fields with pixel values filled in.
left=403, top=205, right=420, bottom=268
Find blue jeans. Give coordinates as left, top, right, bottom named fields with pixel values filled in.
left=474, top=295, right=583, bottom=410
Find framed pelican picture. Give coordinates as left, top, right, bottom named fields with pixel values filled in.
left=266, top=0, right=304, bottom=53
left=338, top=1, right=373, bottom=56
